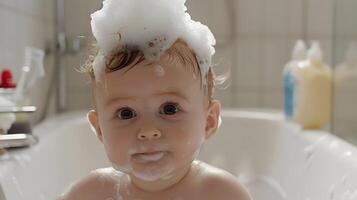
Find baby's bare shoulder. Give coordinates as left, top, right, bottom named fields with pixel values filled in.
left=197, top=162, right=252, bottom=200
left=57, top=167, right=123, bottom=200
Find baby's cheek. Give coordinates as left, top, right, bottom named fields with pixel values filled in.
left=104, top=137, right=131, bottom=164
left=173, top=128, right=204, bottom=159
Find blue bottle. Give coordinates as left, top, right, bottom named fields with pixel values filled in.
left=283, top=40, right=306, bottom=119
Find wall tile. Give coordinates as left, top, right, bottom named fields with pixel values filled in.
left=67, top=89, right=92, bottom=110
left=236, top=0, right=265, bottom=35
left=210, top=0, right=234, bottom=38
left=306, top=0, right=334, bottom=37
left=43, top=0, right=55, bottom=23
left=261, top=89, right=283, bottom=109
left=263, top=0, right=289, bottom=35
left=186, top=0, right=212, bottom=29
left=65, top=0, right=92, bottom=36
left=335, top=0, right=357, bottom=37
left=334, top=92, right=357, bottom=119
left=233, top=90, right=262, bottom=108
left=262, top=37, right=290, bottom=90
left=0, top=0, right=45, bottom=19
left=287, top=0, right=304, bottom=36
left=234, top=38, right=264, bottom=90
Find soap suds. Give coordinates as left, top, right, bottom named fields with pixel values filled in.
left=90, top=0, right=215, bottom=84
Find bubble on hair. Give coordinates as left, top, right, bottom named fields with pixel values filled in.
left=90, top=0, right=216, bottom=86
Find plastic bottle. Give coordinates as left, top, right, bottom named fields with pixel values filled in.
left=293, top=41, right=332, bottom=129
left=335, top=42, right=357, bottom=87
left=13, top=47, right=45, bottom=104
left=283, top=40, right=306, bottom=119
left=334, top=42, right=357, bottom=138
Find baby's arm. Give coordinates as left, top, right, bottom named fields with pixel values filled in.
left=201, top=170, right=252, bottom=200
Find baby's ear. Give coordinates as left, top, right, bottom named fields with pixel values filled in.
left=205, top=100, right=221, bottom=140
left=87, top=110, right=104, bottom=143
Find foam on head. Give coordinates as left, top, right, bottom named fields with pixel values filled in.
left=90, top=0, right=216, bottom=84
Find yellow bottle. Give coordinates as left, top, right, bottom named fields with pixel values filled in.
left=293, top=41, right=332, bottom=129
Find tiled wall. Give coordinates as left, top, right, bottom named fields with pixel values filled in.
left=0, top=0, right=336, bottom=120
left=0, top=0, right=55, bottom=123
left=62, top=0, right=334, bottom=112
left=1, top=0, right=355, bottom=142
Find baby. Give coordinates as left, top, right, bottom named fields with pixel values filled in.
left=58, top=0, right=251, bottom=199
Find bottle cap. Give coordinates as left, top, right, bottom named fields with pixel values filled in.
left=307, top=41, right=323, bottom=62
left=292, top=40, right=306, bottom=61
left=0, top=69, right=17, bottom=88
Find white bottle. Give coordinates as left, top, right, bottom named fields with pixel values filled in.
left=335, top=42, right=357, bottom=87
left=334, top=42, right=357, bottom=136
left=283, top=40, right=306, bottom=119
left=293, top=41, right=332, bottom=129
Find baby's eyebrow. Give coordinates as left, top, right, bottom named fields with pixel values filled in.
left=107, top=90, right=189, bottom=106
left=154, top=90, right=189, bottom=102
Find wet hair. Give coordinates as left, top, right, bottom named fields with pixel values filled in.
left=81, top=39, right=228, bottom=105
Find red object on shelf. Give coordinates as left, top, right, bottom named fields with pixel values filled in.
left=0, top=68, right=17, bottom=88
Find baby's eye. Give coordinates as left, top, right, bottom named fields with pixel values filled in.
left=159, top=102, right=179, bottom=115
left=117, top=107, right=137, bottom=120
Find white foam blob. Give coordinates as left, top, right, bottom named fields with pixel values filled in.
left=111, top=155, right=175, bottom=182
left=90, top=0, right=215, bottom=83
left=132, top=163, right=175, bottom=182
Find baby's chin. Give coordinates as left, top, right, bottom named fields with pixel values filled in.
left=110, top=142, right=204, bottom=182
left=110, top=152, right=176, bottom=182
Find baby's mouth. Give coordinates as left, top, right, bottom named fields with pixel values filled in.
left=132, top=151, right=166, bottom=163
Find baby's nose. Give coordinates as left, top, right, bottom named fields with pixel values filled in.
left=137, top=129, right=162, bottom=140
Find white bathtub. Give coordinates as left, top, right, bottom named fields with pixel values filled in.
left=0, top=110, right=356, bottom=200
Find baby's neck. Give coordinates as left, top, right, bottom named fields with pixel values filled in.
left=130, top=162, right=193, bottom=192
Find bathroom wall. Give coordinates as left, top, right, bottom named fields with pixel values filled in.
left=0, top=0, right=56, bottom=124
left=62, top=0, right=334, bottom=112
left=2, top=0, right=354, bottom=143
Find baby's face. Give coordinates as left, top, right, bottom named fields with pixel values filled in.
left=90, top=55, right=215, bottom=181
